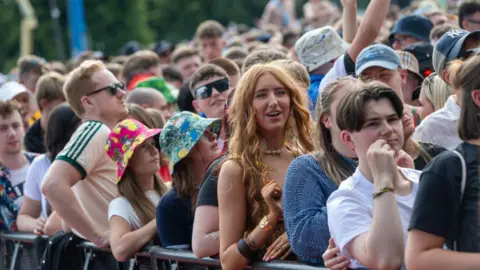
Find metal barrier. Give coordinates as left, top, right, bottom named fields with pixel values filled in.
left=0, top=232, right=327, bottom=270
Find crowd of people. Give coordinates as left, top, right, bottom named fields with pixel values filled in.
left=1, top=0, right=480, bottom=269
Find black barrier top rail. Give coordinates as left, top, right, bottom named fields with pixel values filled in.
left=0, top=232, right=327, bottom=270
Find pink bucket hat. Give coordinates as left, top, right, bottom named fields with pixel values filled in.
left=105, top=119, right=161, bottom=183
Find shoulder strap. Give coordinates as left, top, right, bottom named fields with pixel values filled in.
left=452, top=150, right=467, bottom=202
left=452, top=150, right=466, bottom=251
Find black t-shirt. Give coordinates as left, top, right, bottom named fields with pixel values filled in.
left=409, top=142, right=480, bottom=252
left=344, top=53, right=356, bottom=75
left=197, top=155, right=226, bottom=208
left=24, top=120, right=45, bottom=154
left=414, top=142, right=447, bottom=170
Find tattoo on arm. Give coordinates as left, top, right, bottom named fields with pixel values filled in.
left=205, top=231, right=220, bottom=241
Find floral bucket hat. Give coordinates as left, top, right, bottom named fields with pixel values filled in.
left=105, top=119, right=162, bottom=183
left=159, top=111, right=221, bottom=175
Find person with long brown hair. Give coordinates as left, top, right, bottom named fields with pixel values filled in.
left=218, top=63, right=314, bottom=269
left=156, top=111, right=221, bottom=250
left=106, top=119, right=169, bottom=262
left=406, top=56, right=480, bottom=270
left=283, top=77, right=359, bottom=268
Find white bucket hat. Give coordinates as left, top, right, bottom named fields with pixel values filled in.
left=295, top=26, right=349, bottom=72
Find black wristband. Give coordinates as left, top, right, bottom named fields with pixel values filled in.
left=237, top=239, right=256, bottom=261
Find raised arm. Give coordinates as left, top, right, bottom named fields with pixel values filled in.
left=347, top=0, right=391, bottom=61
left=341, top=0, right=358, bottom=43
left=41, top=160, right=107, bottom=246
left=109, top=217, right=156, bottom=262
left=347, top=140, right=404, bottom=269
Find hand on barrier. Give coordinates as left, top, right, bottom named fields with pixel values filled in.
left=322, top=238, right=350, bottom=270
left=33, top=217, right=47, bottom=235
left=263, top=232, right=291, bottom=262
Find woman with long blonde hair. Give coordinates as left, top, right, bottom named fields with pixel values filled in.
left=218, top=64, right=314, bottom=269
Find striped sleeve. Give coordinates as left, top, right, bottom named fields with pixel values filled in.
left=55, top=121, right=104, bottom=179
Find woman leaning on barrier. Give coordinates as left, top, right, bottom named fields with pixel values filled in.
left=17, top=104, right=80, bottom=236
left=105, top=119, right=169, bottom=262
left=218, top=64, right=314, bottom=269
left=406, top=56, right=480, bottom=270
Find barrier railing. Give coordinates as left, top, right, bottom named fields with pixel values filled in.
left=0, top=232, right=327, bottom=270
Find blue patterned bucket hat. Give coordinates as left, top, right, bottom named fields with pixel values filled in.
left=159, top=111, right=221, bottom=174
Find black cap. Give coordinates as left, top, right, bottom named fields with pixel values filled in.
left=153, top=40, right=173, bottom=55
left=403, top=42, right=433, bottom=75
left=389, top=15, right=434, bottom=43
left=120, top=40, right=141, bottom=56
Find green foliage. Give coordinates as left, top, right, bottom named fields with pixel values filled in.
left=0, top=0, right=372, bottom=73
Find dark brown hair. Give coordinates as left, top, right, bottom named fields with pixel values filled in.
left=430, top=24, right=460, bottom=42
left=0, top=100, right=22, bottom=119
left=336, top=82, right=404, bottom=132
left=242, top=49, right=287, bottom=74
left=35, top=72, right=66, bottom=110
left=122, top=50, right=161, bottom=86
left=171, top=46, right=200, bottom=64
left=17, top=55, right=46, bottom=77
left=209, top=57, right=240, bottom=76
left=449, top=56, right=480, bottom=140
left=189, top=64, right=228, bottom=95
left=161, top=65, right=183, bottom=83
left=195, top=20, right=225, bottom=39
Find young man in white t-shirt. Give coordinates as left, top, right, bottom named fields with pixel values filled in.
left=327, top=82, right=421, bottom=269
left=0, top=100, right=36, bottom=231
left=42, top=60, right=129, bottom=247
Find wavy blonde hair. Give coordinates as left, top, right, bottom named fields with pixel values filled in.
left=228, top=63, right=314, bottom=231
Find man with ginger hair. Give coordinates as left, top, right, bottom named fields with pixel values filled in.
left=41, top=60, right=128, bottom=246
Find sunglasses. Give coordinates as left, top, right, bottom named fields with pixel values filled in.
left=86, top=82, right=125, bottom=97
left=194, top=78, right=230, bottom=100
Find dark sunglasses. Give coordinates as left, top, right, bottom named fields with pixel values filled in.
left=86, top=82, right=125, bottom=97
left=194, top=78, right=230, bottom=100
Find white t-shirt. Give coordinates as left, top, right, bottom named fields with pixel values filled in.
left=318, top=54, right=347, bottom=93
left=327, top=167, right=420, bottom=269
left=108, top=191, right=161, bottom=230
left=9, top=163, right=30, bottom=208
left=413, top=95, right=461, bottom=150
left=23, top=154, right=51, bottom=217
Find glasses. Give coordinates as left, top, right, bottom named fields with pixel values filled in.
left=86, top=82, right=125, bottom=96
left=194, top=78, right=230, bottom=100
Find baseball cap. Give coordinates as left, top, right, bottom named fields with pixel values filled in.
left=0, top=81, right=29, bottom=101
left=295, top=26, right=349, bottom=72
left=403, top=42, right=434, bottom=76
left=356, top=44, right=403, bottom=75
left=397, top=51, right=423, bottom=80
left=432, top=29, right=480, bottom=73
left=389, top=15, right=434, bottom=43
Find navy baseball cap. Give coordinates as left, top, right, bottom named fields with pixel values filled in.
left=356, top=44, right=402, bottom=75
left=433, top=29, right=480, bottom=73
left=404, top=42, right=433, bottom=75
left=389, top=15, right=434, bottom=43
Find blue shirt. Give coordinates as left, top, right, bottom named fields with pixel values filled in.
left=156, top=189, right=194, bottom=249
left=283, top=154, right=357, bottom=266
left=308, top=74, right=325, bottom=112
